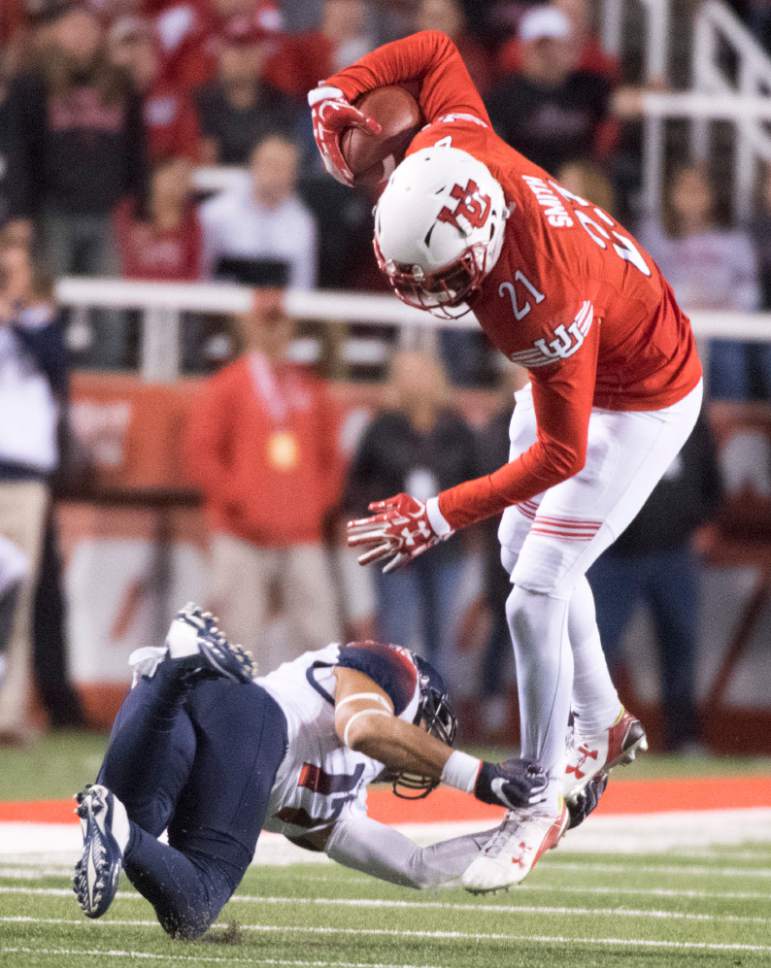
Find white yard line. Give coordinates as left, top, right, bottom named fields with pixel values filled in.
left=5, top=882, right=771, bottom=903
left=0, top=889, right=766, bottom=925
left=0, top=884, right=769, bottom=908
left=675, top=849, right=771, bottom=861
left=0, top=949, right=433, bottom=968
left=0, top=867, right=74, bottom=879
left=545, top=859, right=771, bottom=878
left=230, top=895, right=770, bottom=924
left=1, top=920, right=771, bottom=956
left=526, top=884, right=771, bottom=901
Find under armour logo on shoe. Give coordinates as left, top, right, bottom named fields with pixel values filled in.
left=566, top=744, right=599, bottom=780
left=512, top=841, right=534, bottom=867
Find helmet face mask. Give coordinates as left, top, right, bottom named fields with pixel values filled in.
left=374, top=238, right=488, bottom=320
left=374, top=146, right=508, bottom=320
left=391, top=654, right=458, bottom=800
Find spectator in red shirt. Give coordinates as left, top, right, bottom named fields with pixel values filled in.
left=115, top=155, right=202, bottom=280
left=413, top=0, right=494, bottom=96
left=185, top=292, right=343, bottom=664
left=0, top=0, right=26, bottom=43
left=143, top=0, right=282, bottom=95
left=195, top=13, right=299, bottom=165
left=108, top=14, right=201, bottom=162
left=0, top=0, right=29, bottom=76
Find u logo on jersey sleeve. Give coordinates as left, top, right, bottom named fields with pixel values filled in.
left=509, top=301, right=594, bottom=368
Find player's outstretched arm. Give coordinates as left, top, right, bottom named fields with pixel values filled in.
left=322, top=31, right=490, bottom=128
left=326, top=772, right=609, bottom=888
left=347, top=314, right=602, bottom=556
left=307, top=31, right=490, bottom=186
left=333, top=667, right=547, bottom=810
left=325, top=811, right=497, bottom=889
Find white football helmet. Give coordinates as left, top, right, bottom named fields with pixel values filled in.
left=373, top=146, right=509, bottom=318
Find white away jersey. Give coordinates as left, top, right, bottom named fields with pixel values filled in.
left=256, top=641, right=422, bottom=843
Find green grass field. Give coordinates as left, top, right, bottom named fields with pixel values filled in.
left=2, top=850, right=771, bottom=967
left=1, top=733, right=770, bottom=967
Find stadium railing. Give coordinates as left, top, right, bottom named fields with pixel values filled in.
left=55, top=276, right=771, bottom=383
left=602, top=0, right=771, bottom=221
left=601, top=0, right=671, bottom=84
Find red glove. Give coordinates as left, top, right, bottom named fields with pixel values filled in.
left=307, top=84, right=381, bottom=187
left=347, top=493, right=453, bottom=573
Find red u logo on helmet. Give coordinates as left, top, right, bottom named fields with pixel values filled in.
left=437, top=179, right=492, bottom=235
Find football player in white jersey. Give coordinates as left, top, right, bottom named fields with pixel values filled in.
left=72, top=604, right=604, bottom=937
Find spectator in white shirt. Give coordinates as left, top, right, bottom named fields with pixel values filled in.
left=199, top=133, right=317, bottom=289
left=0, top=239, right=67, bottom=744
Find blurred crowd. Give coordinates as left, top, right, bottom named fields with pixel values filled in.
left=1, top=0, right=769, bottom=390
left=0, top=0, right=768, bottom=748
left=1, top=0, right=770, bottom=385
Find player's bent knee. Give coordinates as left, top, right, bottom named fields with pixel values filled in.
left=153, top=856, right=236, bottom=940
left=505, top=585, right=549, bottom=637
left=158, top=907, right=216, bottom=941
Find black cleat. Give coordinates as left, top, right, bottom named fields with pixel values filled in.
left=166, top=602, right=257, bottom=684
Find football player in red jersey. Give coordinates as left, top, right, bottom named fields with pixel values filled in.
left=308, top=31, right=703, bottom=891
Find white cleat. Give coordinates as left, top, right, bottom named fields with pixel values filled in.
left=563, top=708, right=648, bottom=801
left=72, top=784, right=130, bottom=919
left=461, top=803, right=568, bottom=893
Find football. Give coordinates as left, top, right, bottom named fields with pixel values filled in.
left=341, top=85, right=423, bottom=189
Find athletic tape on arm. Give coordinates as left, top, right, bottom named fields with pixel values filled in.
left=336, top=692, right=393, bottom=713
left=343, top=708, right=392, bottom=749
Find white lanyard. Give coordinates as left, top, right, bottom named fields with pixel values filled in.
left=249, top=351, right=289, bottom=425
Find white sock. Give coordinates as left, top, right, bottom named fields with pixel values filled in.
left=165, top=619, right=200, bottom=660
left=91, top=785, right=130, bottom=854
left=507, top=585, right=573, bottom=814
left=110, top=793, right=131, bottom=855
left=568, top=577, right=622, bottom=736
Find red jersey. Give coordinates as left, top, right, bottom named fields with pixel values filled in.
left=185, top=354, right=343, bottom=546
left=143, top=80, right=201, bottom=163
left=326, top=31, right=702, bottom=529
left=115, top=200, right=202, bottom=282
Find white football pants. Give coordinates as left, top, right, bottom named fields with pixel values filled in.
left=499, top=380, right=704, bottom=810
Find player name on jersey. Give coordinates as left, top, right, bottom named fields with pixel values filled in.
left=521, top=175, right=574, bottom=229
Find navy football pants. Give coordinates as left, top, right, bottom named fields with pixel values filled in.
left=589, top=547, right=700, bottom=750
left=98, top=667, right=287, bottom=938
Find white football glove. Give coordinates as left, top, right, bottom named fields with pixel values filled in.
left=308, top=84, right=381, bottom=186
left=347, top=493, right=453, bottom=573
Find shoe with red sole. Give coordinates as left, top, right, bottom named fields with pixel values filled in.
left=563, top=708, right=648, bottom=801
left=461, top=802, right=568, bottom=893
